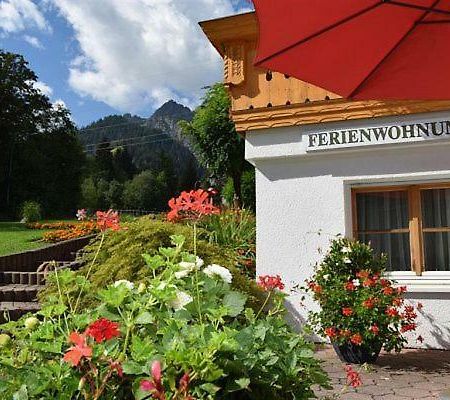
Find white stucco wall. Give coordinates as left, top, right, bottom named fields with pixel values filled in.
left=246, top=110, right=450, bottom=349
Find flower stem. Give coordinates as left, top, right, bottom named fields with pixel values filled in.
left=256, top=292, right=272, bottom=319
left=74, top=232, right=105, bottom=314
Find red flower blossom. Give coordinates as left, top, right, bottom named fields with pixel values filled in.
left=342, top=307, right=353, bottom=316
left=397, top=285, right=408, bottom=294
left=167, top=189, right=220, bottom=222
left=350, top=333, right=363, bottom=345
left=344, top=281, right=355, bottom=291
left=362, top=278, right=376, bottom=288
left=369, top=324, right=380, bottom=335
left=324, top=327, right=338, bottom=339
left=345, top=365, right=363, bottom=387
left=401, top=305, right=417, bottom=321
left=400, top=323, right=417, bottom=333
left=258, top=275, right=285, bottom=291
left=380, top=278, right=391, bottom=287
left=85, top=318, right=120, bottom=343
left=63, top=332, right=92, bottom=367
left=96, top=210, right=120, bottom=231
left=417, top=302, right=424, bottom=311
left=356, top=270, right=370, bottom=279
left=386, top=307, right=399, bottom=318
left=362, top=297, right=377, bottom=309
left=382, top=286, right=394, bottom=296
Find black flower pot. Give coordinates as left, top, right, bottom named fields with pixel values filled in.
left=333, top=342, right=382, bottom=364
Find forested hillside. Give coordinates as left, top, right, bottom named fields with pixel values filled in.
left=77, top=101, right=201, bottom=212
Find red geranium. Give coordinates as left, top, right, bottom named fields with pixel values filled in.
left=167, top=189, right=220, bottom=222
left=345, top=365, right=362, bottom=388
left=258, top=275, right=285, bottom=291
left=344, top=281, right=355, bottom=291
left=63, top=332, right=93, bottom=367
left=386, top=307, right=399, bottom=318
left=382, top=286, right=394, bottom=296
left=369, top=324, right=380, bottom=335
left=350, top=333, right=363, bottom=345
left=400, top=323, right=417, bottom=333
left=324, top=327, right=338, bottom=339
left=85, top=318, right=120, bottom=343
left=96, top=210, right=120, bottom=231
left=356, top=270, right=370, bottom=279
left=362, top=298, right=377, bottom=309
left=342, top=307, right=353, bottom=316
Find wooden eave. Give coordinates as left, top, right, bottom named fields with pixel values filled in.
left=200, top=12, right=450, bottom=133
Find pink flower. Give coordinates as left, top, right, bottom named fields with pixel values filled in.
left=76, top=209, right=87, bottom=221
left=141, top=361, right=165, bottom=399
left=96, top=210, right=120, bottom=231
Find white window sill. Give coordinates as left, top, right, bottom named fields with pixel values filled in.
left=386, top=271, right=450, bottom=293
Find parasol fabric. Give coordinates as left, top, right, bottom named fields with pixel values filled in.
left=253, top=0, right=450, bottom=100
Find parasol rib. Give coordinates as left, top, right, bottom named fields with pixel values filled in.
left=348, top=0, right=442, bottom=98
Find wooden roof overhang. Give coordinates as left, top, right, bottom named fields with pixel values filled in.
left=200, top=12, right=450, bottom=133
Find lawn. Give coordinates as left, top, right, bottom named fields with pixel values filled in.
left=0, top=222, right=50, bottom=256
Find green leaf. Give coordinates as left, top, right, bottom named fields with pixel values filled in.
left=122, top=360, right=147, bottom=375
left=223, top=291, right=247, bottom=317
left=135, top=311, right=154, bottom=325
left=170, top=234, right=185, bottom=248
left=98, top=285, right=128, bottom=307
left=13, top=385, right=28, bottom=400
left=142, top=254, right=164, bottom=270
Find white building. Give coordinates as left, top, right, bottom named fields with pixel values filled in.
left=201, top=12, right=450, bottom=349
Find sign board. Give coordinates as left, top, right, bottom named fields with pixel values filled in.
left=306, top=119, right=450, bottom=152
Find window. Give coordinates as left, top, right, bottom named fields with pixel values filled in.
left=352, top=184, right=450, bottom=274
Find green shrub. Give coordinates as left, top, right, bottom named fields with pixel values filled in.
left=20, top=201, right=42, bottom=222
left=2, top=236, right=330, bottom=399
left=40, top=216, right=263, bottom=310
left=221, top=169, right=255, bottom=211
left=200, top=210, right=255, bottom=252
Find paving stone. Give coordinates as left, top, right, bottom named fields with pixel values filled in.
left=315, top=345, right=449, bottom=400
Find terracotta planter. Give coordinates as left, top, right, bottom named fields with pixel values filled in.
left=333, top=342, right=382, bottom=364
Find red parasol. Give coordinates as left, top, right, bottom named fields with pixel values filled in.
left=253, top=0, right=450, bottom=100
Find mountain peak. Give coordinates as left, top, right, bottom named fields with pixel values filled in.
left=151, top=100, right=192, bottom=122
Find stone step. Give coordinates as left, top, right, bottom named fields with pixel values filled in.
left=0, top=271, right=46, bottom=285
left=0, top=284, right=41, bottom=303
left=0, top=301, right=40, bottom=323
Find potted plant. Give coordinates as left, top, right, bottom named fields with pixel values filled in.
left=306, top=237, right=420, bottom=364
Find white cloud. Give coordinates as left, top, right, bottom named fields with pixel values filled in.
left=0, top=0, right=49, bottom=33
left=51, top=0, right=246, bottom=113
left=23, top=34, right=44, bottom=48
left=33, top=80, right=53, bottom=96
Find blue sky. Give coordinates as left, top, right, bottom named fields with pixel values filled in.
left=0, top=0, right=251, bottom=127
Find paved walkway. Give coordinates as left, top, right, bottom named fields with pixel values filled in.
left=315, top=345, right=450, bottom=399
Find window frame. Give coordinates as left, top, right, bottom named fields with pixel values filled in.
left=352, top=183, right=450, bottom=276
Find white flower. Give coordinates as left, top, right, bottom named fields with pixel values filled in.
left=169, top=290, right=193, bottom=311
left=323, top=274, right=330, bottom=281
left=179, top=261, right=196, bottom=270
left=203, top=264, right=233, bottom=284
left=343, top=257, right=351, bottom=264
left=352, top=279, right=360, bottom=287
left=175, top=269, right=191, bottom=279
left=113, top=280, right=134, bottom=290
left=196, top=257, right=204, bottom=268
left=342, top=246, right=351, bottom=254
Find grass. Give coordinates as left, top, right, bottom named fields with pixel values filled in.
left=0, top=222, right=51, bottom=256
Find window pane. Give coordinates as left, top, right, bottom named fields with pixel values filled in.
left=359, top=233, right=411, bottom=271
left=356, top=191, right=409, bottom=231
left=424, top=232, right=450, bottom=271
left=421, top=189, right=450, bottom=228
